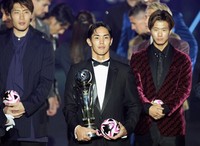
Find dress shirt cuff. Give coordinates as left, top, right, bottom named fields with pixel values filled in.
left=143, top=103, right=152, bottom=114
left=162, top=104, right=170, bottom=115
left=121, top=135, right=127, bottom=139
left=74, top=125, right=81, bottom=139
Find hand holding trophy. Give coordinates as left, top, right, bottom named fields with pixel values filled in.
left=74, top=69, right=122, bottom=139
left=75, top=69, right=97, bottom=138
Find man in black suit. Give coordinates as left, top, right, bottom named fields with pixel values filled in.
left=0, top=0, right=54, bottom=146
left=63, top=21, right=141, bottom=146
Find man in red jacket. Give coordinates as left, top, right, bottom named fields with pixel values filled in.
left=130, top=10, right=192, bottom=146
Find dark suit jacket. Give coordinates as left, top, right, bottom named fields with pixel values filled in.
left=0, top=26, right=54, bottom=138
left=0, top=106, right=6, bottom=137
left=130, top=46, right=192, bottom=136
left=63, top=58, right=141, bottom=146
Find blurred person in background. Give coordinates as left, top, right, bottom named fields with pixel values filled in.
left=0, top=0, right=12, bottom=31
left=33, top=2, right=74, bottom=117
left=32, top=0, right=57, bottom=117
left=31, top=0, right=51, bottom=36
left=129, top=1, right=147, bottom=36
left=69, top=10, right=96, bottom=64
left=43, top=3, right=74, bottom=42
left=56, top=10, right=95, bottom=76
left=43, top=3, right=74, bottom=117
left=104, top=0, right=140, bottom=56
left=128, top=1, right=148, bottom=60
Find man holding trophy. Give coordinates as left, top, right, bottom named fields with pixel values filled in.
left=63, top=21, right=141, bottom=146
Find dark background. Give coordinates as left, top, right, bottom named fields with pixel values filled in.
left=53, top=0, right=199, bottom=61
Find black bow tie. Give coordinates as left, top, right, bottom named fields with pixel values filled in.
left=92, top=59, right=110, bottom=67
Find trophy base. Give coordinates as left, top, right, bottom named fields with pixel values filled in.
left=87, top=132, right=97, bottom=138
left=83, top=121, right=98, bottom=138
left=85, top=125, right=98, bottom=138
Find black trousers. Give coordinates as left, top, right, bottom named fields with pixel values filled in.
left=134, top=123, right=185, bottom=146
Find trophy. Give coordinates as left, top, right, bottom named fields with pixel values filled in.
left=75, top=69, right=97, bottom=137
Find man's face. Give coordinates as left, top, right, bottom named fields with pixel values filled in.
left=1, top=8, right=13, bottom=28
left=129, top=11, right=148, bottom=34
left=151, top=20, right=171, bottom=50
left=87, top=26, right=113, bottom=60
left=32, top=0, right=50, bottom=18
left=49, top=17, right=69, bottom=35
left=10, top=3, right=32, bottom=33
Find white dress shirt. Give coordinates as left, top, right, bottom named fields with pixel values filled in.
left=92, top=60, right=109, bottom=109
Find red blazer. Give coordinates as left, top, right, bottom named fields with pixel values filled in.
left=130, top=46, right=192, bottom=136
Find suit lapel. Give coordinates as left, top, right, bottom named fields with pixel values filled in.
left=101, top=60, right=118, bottom=113
left=158, top=50, right=179, bottom=92
left=144, top=49, right=157, bottom=95
left=3, top=32, right=14, bottom=85
left=4, top=34, right=14, bottom=70
left=22, top=27, right=44, bottom=94
left=23, top=27, right=36, bottom=73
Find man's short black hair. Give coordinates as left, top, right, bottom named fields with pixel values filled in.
left=7, top=0, right=34, bottom=14
left=48, top=3, right=74, bottom=26
left=0, top=0, right=9, bottom=13
left=148, top=10, right=174, bottom=30
left=87, top=21, right=113, bottom=39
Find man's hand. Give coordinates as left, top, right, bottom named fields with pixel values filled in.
left=110, top=122, right=127, bottom=140
left=75, top=125, right=96, bottom=142
left=3, top=102, right=25, bottom=118
left=149, top=104, right=165, bottom=120
left=47, top=96, right=60, bottom=116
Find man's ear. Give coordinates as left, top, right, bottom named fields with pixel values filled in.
left=169, top=30, right=173, bottom=35
left=110, top=38, right=113, bottom=46
left=30, top=13, right=33, bottom=22
left=86, top=38, right=92, bottom=46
